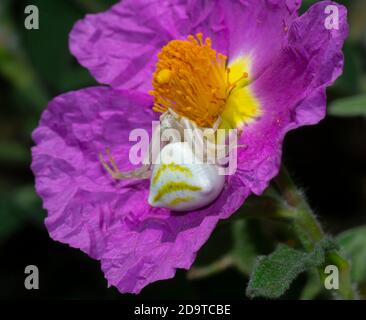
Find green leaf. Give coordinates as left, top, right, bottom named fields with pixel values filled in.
left=329, top=95, right=366, bottom=117
left=247, top=245, right=306, bottom=299
left=246, top=239, right=337, bottom=299
left=336, top=226, right=366, bottom=283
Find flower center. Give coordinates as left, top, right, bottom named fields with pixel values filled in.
left=149, top=33, right=248, bottom=128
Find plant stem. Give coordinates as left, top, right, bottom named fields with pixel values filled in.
left=275, top=165, right=358, bottom=300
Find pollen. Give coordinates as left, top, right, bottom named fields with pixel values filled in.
left=150, top=33, right=248, bottom=128
left=156, top=69, right=172, bottom=84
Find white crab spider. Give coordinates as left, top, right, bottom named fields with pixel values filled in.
left=99, top=109, right=244, bottom=211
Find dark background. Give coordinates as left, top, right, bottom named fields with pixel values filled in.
left=0, top=0, right=365, bottom=299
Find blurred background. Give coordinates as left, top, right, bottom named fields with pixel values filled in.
left=0, top=0, right=365, bottom=299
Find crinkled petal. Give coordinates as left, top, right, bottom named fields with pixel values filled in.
left=101, top=174, right=250, bottom=293
left=69, top=0, right=190, bottom=92
left=31, top=87, right=155, bottom=258
left=235, top=1, right=348, bottom=194
left=188, top=0, right=301, bottom=78
left=31, top=86, right=251, bottom=294
left=70, top=0, right=301, bottom=91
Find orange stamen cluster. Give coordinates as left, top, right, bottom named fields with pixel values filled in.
left=149, top=33, right=247, bottom=128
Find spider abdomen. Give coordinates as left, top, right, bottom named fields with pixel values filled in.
left=148, top=142, right=225, bottom=211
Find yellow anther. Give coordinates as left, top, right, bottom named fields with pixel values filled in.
left=156, top=69, right=172, bottom=84
left=150, top=33, right=250, bottom=128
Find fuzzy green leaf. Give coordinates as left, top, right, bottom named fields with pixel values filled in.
left=246, top=245, right=306, bottom=299
left=246, top=239, right=337, bottom=299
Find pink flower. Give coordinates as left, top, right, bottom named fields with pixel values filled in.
left=32, top=0, right=348, bottom=293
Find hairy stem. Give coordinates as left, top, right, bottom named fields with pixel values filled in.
left=275, top=165, right=358, bottom=300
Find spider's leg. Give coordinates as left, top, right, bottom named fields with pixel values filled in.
left=98, top=150, right=124, bottom=180
left=99, top=148, right=151, bottom=180
left=105, top=147, right=121, bottom=173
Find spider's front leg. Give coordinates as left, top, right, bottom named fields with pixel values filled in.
left=99, top=148, right=151, bottom=180
left=99, top=148, right=125, bottom=180
left=99, top=110, right=184, bottom=181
